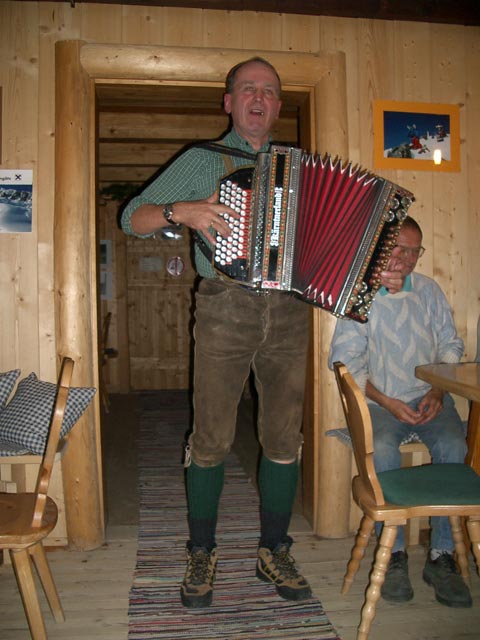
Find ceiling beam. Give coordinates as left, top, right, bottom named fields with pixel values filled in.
left=49, top=0, right=480, bottom=27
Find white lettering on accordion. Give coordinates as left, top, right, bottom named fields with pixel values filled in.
left=270, top=186, right=283, bottom=247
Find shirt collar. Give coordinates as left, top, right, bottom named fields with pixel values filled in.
left=228, top=127, right=272, bottom=153
left=378, top=273, right=412, bottom=296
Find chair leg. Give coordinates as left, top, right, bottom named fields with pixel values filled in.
left=357, top=524, right=396, bottom=640
left=449, top=515, right=470, bottom=582
left=342, top=515, right=374, bottom=595
left=10, top=548, right=48, bottom=640
left=30, top=543, right=65, bottom=623
left=466, top=516, right=480, bottom=576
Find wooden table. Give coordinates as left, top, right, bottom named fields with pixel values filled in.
left=415, top=362, right=480, bottom=474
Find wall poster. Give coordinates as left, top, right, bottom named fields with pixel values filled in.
left=0, top=169, right=33, bottom=232
left=373, top=100, right=460, bottom=172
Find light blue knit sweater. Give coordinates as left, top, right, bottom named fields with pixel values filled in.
left=328, top=272, right=464, bottom=403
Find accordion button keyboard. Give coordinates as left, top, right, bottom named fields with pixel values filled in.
left=215, top=178, right=251, bottom=278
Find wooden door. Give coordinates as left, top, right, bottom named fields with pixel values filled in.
left=127, top=230, right=196, bottom=389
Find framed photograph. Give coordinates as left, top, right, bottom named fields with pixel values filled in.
left=0, top=169, right=33, bottom=233
left=373, top=100, right=460, bottom=172
left=99, top=239, right=112, bottom=268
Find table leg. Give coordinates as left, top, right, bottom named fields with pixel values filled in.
left=465, top=401, right=480, bottom=474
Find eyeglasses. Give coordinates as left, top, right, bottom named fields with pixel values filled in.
left=393, top=244, right=425, bottom=258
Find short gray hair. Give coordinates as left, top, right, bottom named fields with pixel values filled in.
left=225, top=57, right=282, bottom=95
left=402, top=215, right=423, bottom=239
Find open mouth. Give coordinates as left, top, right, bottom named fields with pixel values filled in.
left=251, top=108, right=265, bottom=116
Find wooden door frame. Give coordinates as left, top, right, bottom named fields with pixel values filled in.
left=54, top=40, right=348, bottom=548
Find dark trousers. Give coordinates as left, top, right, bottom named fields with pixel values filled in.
left=188, top=277, right=309, bottom=467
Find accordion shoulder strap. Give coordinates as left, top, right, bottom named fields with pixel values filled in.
left=221, top=152, right=235, bottom=175
left=194, top=232, right=213, bottom=263
left=195, top=141, right=256, bottom=162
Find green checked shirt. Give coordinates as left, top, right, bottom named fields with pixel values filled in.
left=121, top=129, right=271, bottom=279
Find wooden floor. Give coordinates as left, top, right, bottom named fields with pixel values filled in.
left=1, top=392, right=479, bottom=640
left=1, top=522, right=479, bottom=640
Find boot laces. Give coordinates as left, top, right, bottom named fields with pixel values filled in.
left=435, top=552, right=458, bottom=574
left=389, top=551, right=407, bottom=572
left=187, top=549, right=211, bottom=585
left=273, top=545, right=300, bottom=579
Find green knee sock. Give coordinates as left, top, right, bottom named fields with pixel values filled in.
left=186, top=461, right=224, bottom=550
left=258, top=455, right=298, bottom=550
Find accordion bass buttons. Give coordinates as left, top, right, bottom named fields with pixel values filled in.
left=385, top=192, right=413, bottom=222
left=215, top=179, right=251, bottom=277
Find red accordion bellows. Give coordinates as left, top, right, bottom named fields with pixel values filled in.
left=214, top=146, right=414, bottom=322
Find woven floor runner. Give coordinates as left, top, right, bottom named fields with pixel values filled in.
left=128, top=392, right=341, bottom=639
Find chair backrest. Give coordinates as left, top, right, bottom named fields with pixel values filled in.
left=101, top=312, right=112, bottom=354
left=32, top=357, right=74, bottom=527
left=476, top=314, right=480, bottom=362
left=333, top=361, right=385, bottom=505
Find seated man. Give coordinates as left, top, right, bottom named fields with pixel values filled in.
left=328, top=215, right=471, bottom=608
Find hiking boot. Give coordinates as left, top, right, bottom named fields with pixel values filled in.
left=423, top=552, right=472, bottom=608
left=381, top=551, right=414, bottom=603
left=256, top=542, right=312, bottom=601
left=180, top=545, right=217, bottom=608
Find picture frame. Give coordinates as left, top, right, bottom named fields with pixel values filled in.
left=99, top=239, right=112, bottom=268
left=373, top=100, right=460, bottom=172
left=0, top=169, right=33, bottom=233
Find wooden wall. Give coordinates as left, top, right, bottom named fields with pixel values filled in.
left=1, top=2, right=479, bottom=544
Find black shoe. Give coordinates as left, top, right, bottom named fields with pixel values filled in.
left=381, top=551, right=414, bottom=603
left=256, top=541, right=312, bottom=601
left=180, top=545, right=217, bottom=608
left=423, top=552, right=472, bottom=608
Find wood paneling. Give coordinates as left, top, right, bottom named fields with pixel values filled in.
left=1, top=2, right=479, bottom=545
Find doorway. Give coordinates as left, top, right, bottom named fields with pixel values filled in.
left=96, top=82, right=306, bottom=392
left=54, top=41, right=348, bottom=547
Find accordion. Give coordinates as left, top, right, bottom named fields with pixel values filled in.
left=213, top=145, right=414, bottom=322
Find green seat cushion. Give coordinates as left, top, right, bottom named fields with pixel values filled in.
left=378, top=463, right=480, bottom=506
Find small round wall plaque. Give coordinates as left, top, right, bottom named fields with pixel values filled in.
left=166, top=256, right=185, bottom=277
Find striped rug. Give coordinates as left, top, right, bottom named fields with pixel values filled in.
left=128, top=392, right=341, bottom=640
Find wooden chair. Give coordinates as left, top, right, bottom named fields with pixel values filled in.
left=0, top=357, right=74, bottom=640
left=326, top=427, right=431, bottom=544
left=333, top=361, right=480, bottom=640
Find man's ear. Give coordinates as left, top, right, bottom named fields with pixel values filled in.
left=224, top=93, right=232, bottom=114
left=275, top=100, right=282, bottom=119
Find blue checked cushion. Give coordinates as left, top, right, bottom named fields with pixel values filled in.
left=0, top=441, right=32, bottom=456
left=0, top=369, right=21, bottom=411
left=0, top=372, right=96, bottom=455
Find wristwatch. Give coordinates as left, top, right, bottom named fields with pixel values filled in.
left=162, top=203, right=181, bottom=227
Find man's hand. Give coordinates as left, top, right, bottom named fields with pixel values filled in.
left=379, top=254, right=405, bottom=294
left=130, top=191, right=239, bottom=244
left=379, top=268, right=403, bottom=294
left=383, top=398, right=425, bottom=424
left=175, top=192, right=239, bottom=245
left=416, top=388, right=444, bottom=424
left=367, top=380, right=442, bottom=425
left=383, top=389, right=444, bottom=425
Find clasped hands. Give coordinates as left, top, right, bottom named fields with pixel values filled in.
left=387, top=388, right=445, bottom=425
